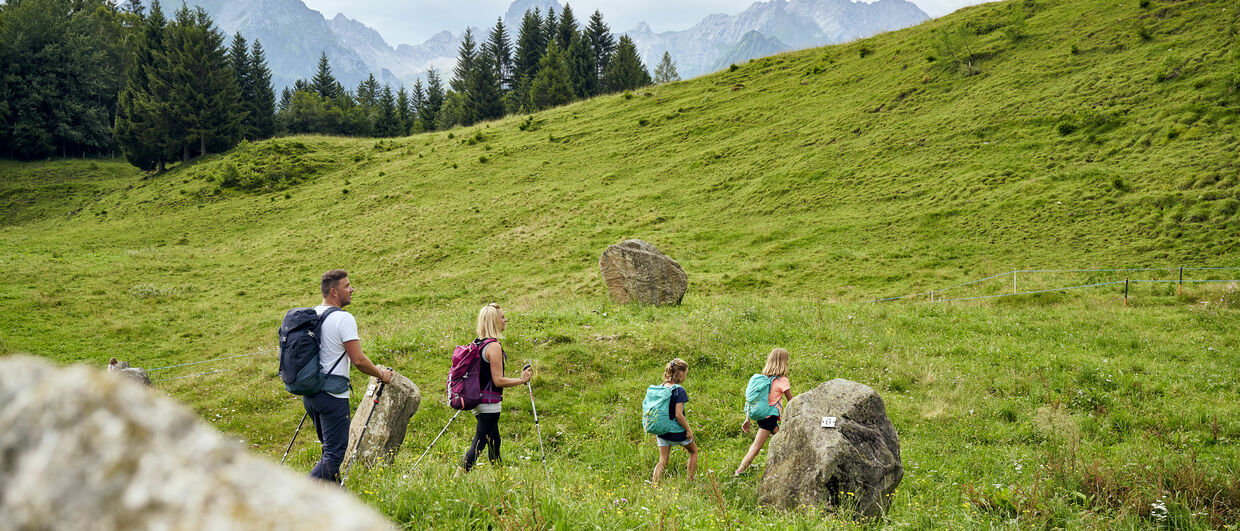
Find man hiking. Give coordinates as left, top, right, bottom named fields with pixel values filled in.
left=304, top=269, right=393, bottom=483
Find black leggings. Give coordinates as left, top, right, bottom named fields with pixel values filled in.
left=461, top=412, right=501, bottom=471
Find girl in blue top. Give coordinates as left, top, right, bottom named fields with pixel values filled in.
left=652, top=358, right=698, bottom=485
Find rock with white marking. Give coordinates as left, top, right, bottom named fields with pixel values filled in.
left=759, top=379, right=902, bottom=517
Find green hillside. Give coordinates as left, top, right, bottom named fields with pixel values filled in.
left=2, top=0, right=1240, bottom=528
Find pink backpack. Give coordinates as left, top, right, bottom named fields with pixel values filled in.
left=447, top=338, right=498, bottom=410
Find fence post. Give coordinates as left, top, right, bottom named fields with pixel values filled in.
left=1013, top=271, right=1017, bottom=295
left=1178, top=267, right=1183, bottom=295
left=1124, top=278, right=1129, bottom=307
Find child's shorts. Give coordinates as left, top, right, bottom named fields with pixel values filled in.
left=656, top=436, right=694, bottom=447
left=757, top=416, right=780, bottom=432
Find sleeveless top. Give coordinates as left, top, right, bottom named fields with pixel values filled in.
left=478, top=338, right=505, bottom=404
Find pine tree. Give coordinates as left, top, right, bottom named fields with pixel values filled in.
left=311, top=52, right=339, bottom=100
left=543, top=7, right=558, bottom=52
left=249, top=40, right=276, bottom=139
left=163, top=5, right=241, bottom=159
left=376, top=84, right=399, bottom=137
left=529, top=43, right=573, bottom=110
left=653, top=50, right=680, bottom=84
left=396, top=86, right=411, bottom=133
left=115, top=0, right=170, bottom=170
left=451, top=28, right=477, bottom=95
left=602, top=35, right=652, bottom=93
left=410, top=79, right=426, bottom=133
left=354, top=73, right=379, bottom=136
left=357, top=73, right=379, bottom=112
left=470, top=45, right=505, bottom=122
left=123, top=0, right=145, bottom=16
left=228, top=33, right=255, bottom=140
left=566, top=31, right=597, bottom=98
left=422, top=68, right=444, bottom=131
left=1, top=0, right=123, bottom=159
left=585, top=10, right=615, bottom=95
left=556, top=4, right=578, bottom=51
left=278, top=86, right=293, bottom=112
left=487, top=18, right=514, bottom=92
left=435, top=90, right=463, bottom=130
left=451, top=28, right=477, bottom=125
left=512, top=9, right=546, bottom=112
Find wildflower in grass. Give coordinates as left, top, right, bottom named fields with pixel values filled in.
left=1151, top=497, right=1168, bottom=521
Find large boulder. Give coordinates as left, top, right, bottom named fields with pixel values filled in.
left=344, top=371, right=421, bottom=468
left=598, top=239, right=688, bottom=305
left=758, top=379, right=903, bottom=517
left=0, top=355, right=393, bottom=530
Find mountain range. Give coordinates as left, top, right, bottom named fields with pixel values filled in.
left=627, top=0, right=929, bottom=77
left=189, top=0, right=928, bottom=91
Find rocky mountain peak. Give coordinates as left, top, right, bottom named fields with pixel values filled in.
left=629, top=21, right=655, bottom=35
left=329, top=13, right=392, bottom=50
left=503, top=0, right=563, bottom=27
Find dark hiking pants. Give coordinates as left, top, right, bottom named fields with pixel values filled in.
left=460, top=412, right=501, bottom=472
left=303, top=391, right=350, bottom=482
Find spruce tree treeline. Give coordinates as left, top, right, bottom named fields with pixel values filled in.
left=277, top=51, right=418, bottom=137
left=0, top=1, right=653, bottom=162
left=113, top=1, right=276, bottom=171
left=275, top=4, right=654, bottom=134
left=0, top=0, right=276, bottom=168
left=426, top=4, right=654, bottom=131
left=0, top=0, right=128, bottom=159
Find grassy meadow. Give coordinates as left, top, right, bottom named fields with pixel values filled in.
left=2, top=0, right=1240, bottom=527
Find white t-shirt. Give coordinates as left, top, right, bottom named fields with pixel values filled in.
left=315, top=305, right=358, bottom=399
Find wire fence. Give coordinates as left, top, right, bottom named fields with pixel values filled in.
left=153, top=368, right=232, bottom=383
left=873, top=266, right=1240, bottom=304
left=148, top=349, right=268, bottom=383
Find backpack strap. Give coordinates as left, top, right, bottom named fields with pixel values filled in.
left=318, top=307, right=348, bottom=375
left=477, top=338, right=501, bottom=364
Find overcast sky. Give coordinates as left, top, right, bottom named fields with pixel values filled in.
left=299, top=0, right=990, bottom=46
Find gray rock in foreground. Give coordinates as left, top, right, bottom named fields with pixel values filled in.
left=759, top=379, right=902, bottom=517
left=599, top=239, right=688, bottom=305
left=0, top=355, right=393, bottom=530
left=344, top=371, right=421, bottom=468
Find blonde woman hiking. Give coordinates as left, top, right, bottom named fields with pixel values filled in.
left=456, top=303, right=531, bottom=476
left=735, top=348, right=792, bottom=476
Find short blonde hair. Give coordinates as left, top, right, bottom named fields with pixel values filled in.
left=663, top=358, right=688, bottom=384
left=476, top=303, right=504, bottom=339
left=762, top=348, right=789, bottom=378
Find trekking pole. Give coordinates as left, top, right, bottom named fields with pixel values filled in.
left=280, top=412, right=309, bottom=466
left=339, top=380, right=386, bottom=487
left=523, top=364, right=552, bottom=485
left=411, top=409, right=462, bottom=472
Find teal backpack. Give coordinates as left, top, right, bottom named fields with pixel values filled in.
left=744, top=374, right=781, bottom=421
left=642, top=384, right=686, bottom=436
